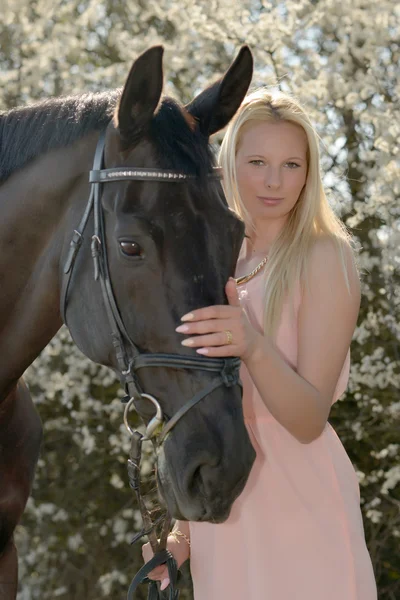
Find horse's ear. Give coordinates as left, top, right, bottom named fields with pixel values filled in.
left=185, top=46, right=253, bottom=137
left=116, top=46, right=164, bottom=142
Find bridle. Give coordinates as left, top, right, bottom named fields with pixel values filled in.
left=60, top=129, right=242, bottom=599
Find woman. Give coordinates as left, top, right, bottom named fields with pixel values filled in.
left=142, top=89, right=378, bottom=599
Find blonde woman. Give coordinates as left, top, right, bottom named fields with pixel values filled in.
left=142, top=89, right=378, bottom=599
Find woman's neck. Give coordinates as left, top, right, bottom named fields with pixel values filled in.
left=245, top=216, right=287, bottom=258
left=244, top=236, right=271, bottom=260
left=236, top=237, right=270, bottom=279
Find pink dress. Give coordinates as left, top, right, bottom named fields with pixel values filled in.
left=189, top=267, right=377, bottom=600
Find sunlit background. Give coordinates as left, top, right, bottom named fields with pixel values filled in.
left=1, top=1, right=398, bottom=598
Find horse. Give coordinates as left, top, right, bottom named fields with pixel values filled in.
left=0, top=45, right=256, bottom=597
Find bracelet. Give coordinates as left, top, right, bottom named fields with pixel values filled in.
left=170, top=529, right=191, bottom=548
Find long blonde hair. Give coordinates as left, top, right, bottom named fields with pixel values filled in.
left=219, top=88, right=360, bottom=340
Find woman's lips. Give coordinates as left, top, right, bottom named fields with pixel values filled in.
left=257, top=196, right=284, bottom=205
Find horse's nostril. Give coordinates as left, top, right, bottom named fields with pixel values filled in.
left=189, top=465, right=202, bottom=494
left=184, top=452, right=219, bottom=494
left=187, top=459, right=221, bottom=499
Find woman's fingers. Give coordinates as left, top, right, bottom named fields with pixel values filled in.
left=195, top=345, right=238, bottom=357
left=176, top=314, right=240, bottom=335
left=142, top=542, right=169, bottom=582
left=142, top=542, right=153, bottom=563
left=180, top=305, right=240, bottom=323
left=160, top=577, right=170, bottom=591
left=180, top=331, right=238, bottom=349
left=147, top=565, right=167, bottom=579
left=148, top=566, right=170, bottom=589
left=226, top=277, right=241, bottom=307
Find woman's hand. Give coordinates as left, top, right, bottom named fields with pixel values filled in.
left=142, top=541, right=170, bottom=591
left=142, top=534, right=190, bottom=591
left=176, top=278, right=262, bottom=363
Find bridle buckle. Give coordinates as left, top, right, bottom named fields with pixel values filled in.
left=221, top=358, right=240, bottom=387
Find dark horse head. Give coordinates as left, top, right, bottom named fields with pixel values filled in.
left=0, top=46, right=255, bottom=524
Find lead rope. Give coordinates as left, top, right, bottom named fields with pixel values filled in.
left=123, top=362, right=241, bottom=599
left=126, top=431, right=179, bottom=600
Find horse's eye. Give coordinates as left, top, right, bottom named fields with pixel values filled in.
left=119, top=241, right=143, bottom=257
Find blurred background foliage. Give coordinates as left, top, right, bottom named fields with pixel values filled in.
left=0, top=0, right=398, bottom=598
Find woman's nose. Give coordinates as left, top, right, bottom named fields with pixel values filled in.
left=264, top=168, right=281, bottom=190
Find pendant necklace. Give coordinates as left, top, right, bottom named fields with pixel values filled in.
left=234, top=255, right=268, bottom=286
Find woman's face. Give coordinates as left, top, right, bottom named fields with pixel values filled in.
left=235, top=120, right=308, bottom=226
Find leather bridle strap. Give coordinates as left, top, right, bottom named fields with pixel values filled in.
left=129, top=354, right=241, bottom=442
left=126, top=549, right=179, bottom=600
left=61, top=128, right=241, bottom=416
left=159, top=376, right=225, bottom=443
left=60, top=129, right=242, bottom=600
left=60, top=130, right=106, bottom=327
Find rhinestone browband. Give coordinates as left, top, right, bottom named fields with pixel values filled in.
left=89, top=167, right=223, bottom=183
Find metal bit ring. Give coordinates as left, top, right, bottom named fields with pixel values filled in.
left=123, top=393, right=164, bottom=440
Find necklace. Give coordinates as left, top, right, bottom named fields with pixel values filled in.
left=234, top=255, right=268, bottom=286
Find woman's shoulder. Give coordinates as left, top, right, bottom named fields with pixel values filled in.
left=308, top=233, right=357, bottom=262
left=302, top=234, right=360, bottom=296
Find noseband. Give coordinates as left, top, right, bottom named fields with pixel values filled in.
left=60, top=130, right=241, bottom=599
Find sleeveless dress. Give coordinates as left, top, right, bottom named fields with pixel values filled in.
left=188, top=263, right=377, bottom=600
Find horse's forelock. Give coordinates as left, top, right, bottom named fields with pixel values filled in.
left=150, top=97, right=214, bottom=177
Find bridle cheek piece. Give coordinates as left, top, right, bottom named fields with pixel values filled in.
left=60, top=129, right=242, bottom=599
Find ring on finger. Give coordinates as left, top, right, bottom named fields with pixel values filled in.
left=224, top=330, right=233, bottom=345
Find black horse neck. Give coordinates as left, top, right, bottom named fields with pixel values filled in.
left=0, top=133, right=99, bottom=398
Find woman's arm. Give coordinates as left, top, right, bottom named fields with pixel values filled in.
left=176, top=237, right=360, bottom=445
left=171, top=519, right=191, bottom=543
left=244, top=238, right=361, bottom=443
left=169, top=520, right=191, bottom=565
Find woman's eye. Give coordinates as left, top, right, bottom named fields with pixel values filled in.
left=249, top=160, right=264, bottom=166
left=119, top=241, right=144, bottom=257
left=286, top=162, right=300, bottom=169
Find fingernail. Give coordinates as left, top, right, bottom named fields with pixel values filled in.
left=175, top=324, right=189, bottom=333
left=160, top=578, right=170, bottom=591
left=196, top=348, right=208, bottom=354
left=181, top=339, right=194, bottom=346
left=181, top=313, right=194, bottom=321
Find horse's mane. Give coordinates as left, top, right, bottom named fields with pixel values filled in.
left=0, top=91, right=120, bottom=183
left=0, top=91, right=213, bottom=183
